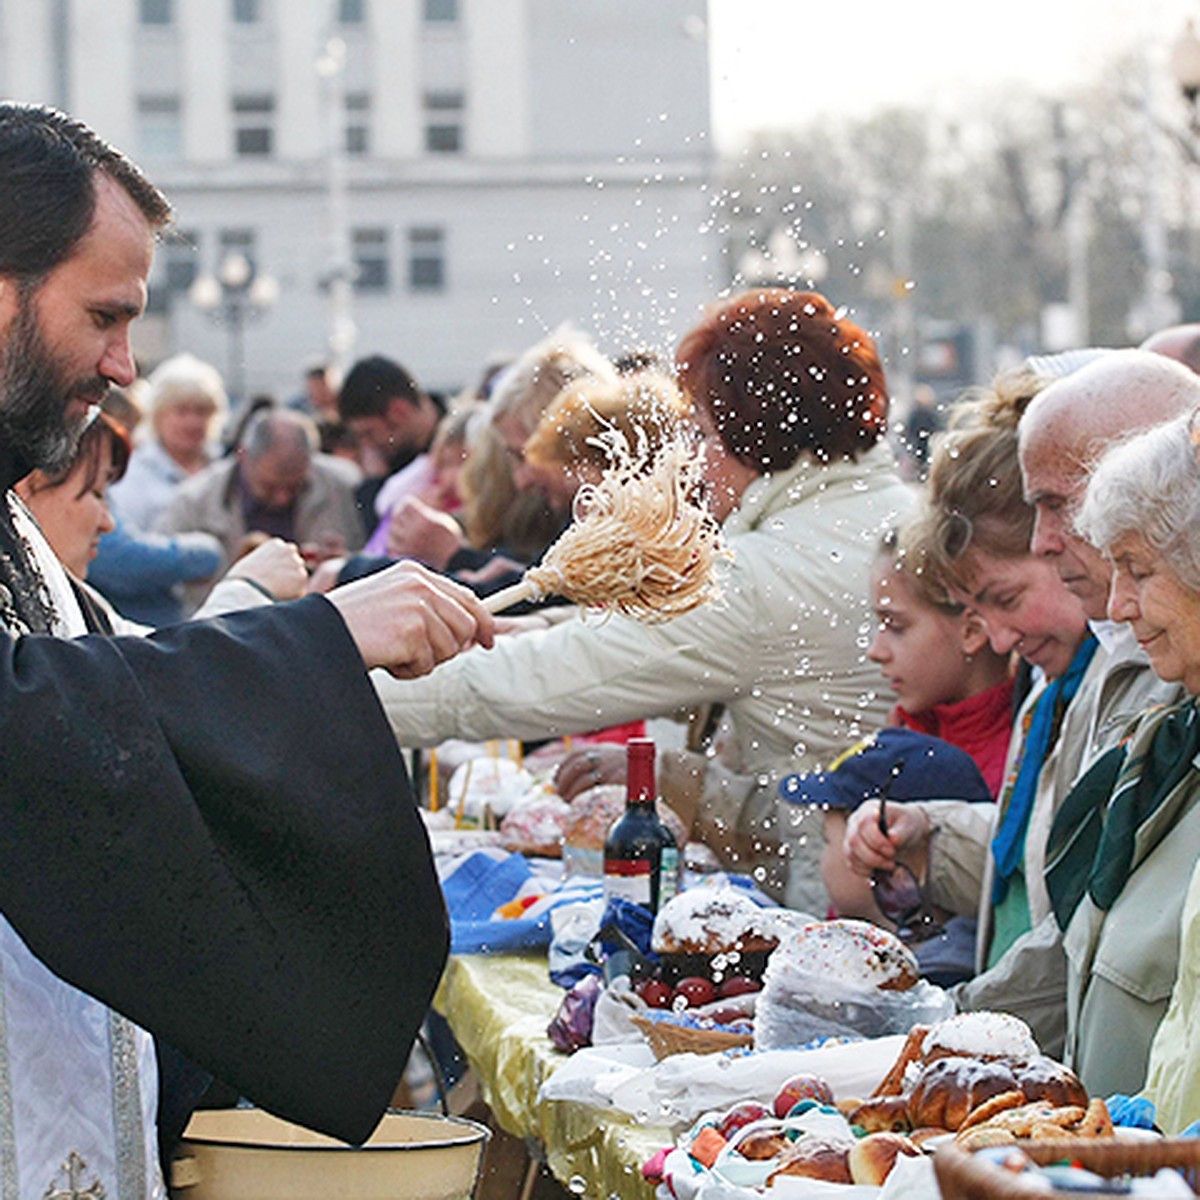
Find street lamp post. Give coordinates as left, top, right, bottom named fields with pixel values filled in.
left=188, top=252, right=279, bottom=404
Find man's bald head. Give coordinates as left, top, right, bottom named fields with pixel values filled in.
left=1019, top=349, right=1200, bottom=620
left=1140, top=323, right=1200, bottom=374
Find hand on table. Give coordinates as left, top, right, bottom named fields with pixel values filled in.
left=327, top=559, right=495, bottom=679
left=555, top=744, right=627, bottom=800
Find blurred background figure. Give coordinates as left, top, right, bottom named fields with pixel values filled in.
left=287, top=358, right=340, bottom=421
left=108, top=353, right=228, bottom=533
left=159, top=408, right=362, bottom=589
left=337, top=354, right=446, bottom=535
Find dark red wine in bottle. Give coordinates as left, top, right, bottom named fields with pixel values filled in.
left=602, top=738, right=681, bottom=913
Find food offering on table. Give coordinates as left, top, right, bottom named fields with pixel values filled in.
left=676, top=1097, right=925, bottom=1189
left=444, top=755, right=536, bottom=829
left=498, top=789, right=572, bottom=857
left=482, top=425, right=732, bottom=621
left=836, top=1011, right=1116, bottom=1152
left=754, top=919, right=955, bottom=1049
left=562, top=783, right=686, bottom=877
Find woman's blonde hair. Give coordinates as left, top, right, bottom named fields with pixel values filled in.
left=914, top=365, right=1048, bottom=593
left=523, top=370, right=690, bottom=473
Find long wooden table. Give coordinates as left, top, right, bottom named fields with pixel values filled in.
left=434, top=953, right=667, bottom=1200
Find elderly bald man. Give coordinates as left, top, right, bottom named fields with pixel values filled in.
left=160, top=407, right=364, bottom=576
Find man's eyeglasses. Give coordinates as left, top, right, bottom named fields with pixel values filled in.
left=870, top=761, right=943, bottom=944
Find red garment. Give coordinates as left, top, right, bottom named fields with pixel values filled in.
left=894, top=676, right=1016, bottom=798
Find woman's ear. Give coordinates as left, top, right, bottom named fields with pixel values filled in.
left=961, top=610, right=991, bottom=658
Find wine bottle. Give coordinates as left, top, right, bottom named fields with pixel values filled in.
left=603, top=738, right=681, bottom=913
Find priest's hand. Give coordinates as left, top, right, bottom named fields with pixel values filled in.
left=326, top=560, right=495, bottom=679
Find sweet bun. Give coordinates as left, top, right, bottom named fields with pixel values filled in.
left=847, top=1132, right=921, bottom=1186
left=772, top=919, right=920, bottom=992
left=561, top=785, right=687, bottom=876
left=846, top=1095, right=911, bottom=1133
left=907, top=1056, right=1023, bottom=1131
left=1009, top=1056, right=1088, bottom=1110
left=765, top=1139, right=853, bottom=1185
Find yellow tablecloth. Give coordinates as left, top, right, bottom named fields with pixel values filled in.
left=434, top=953, right=667, bottom=1200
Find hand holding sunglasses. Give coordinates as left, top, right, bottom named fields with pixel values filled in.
left=869, top=761, right=943, bottom=943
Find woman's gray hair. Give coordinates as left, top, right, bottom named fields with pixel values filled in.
left=1077, top=408, right=1200, bottom=589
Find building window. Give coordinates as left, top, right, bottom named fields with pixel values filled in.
left=353, top=228, right=390, bottom=293
left=423, top=0, right=458, bottom=23
left=232, top=0, right=263, bottom=22
left=408, top=227, right=444, bottom=292
left=139, top=0, right=173, bottom=25
left=338, top=0, right=365, bottom=23
left=232, top=94, right=274, bottom=157
left=136, top=95, right=181, bottom=160
left=424, top=90, right=463, bottom=154
left=345, top=92, right=370, bottom=156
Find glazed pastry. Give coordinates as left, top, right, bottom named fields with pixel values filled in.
left=765, top=1138, right=853, bottom=1185
left=846, top=1095, right=912, bottom=1133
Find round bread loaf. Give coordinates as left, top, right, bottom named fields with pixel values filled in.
left=847, top=1132, right=922, bottom=1186
left=499, top=792, right=571, bottom=857
left=907, top=1055, right=1022, bottom=1130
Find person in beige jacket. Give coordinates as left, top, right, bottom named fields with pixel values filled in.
left=375, top=290, right=914, bottom=911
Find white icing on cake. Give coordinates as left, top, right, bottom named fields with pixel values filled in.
left=768, top=919, right=918, bottom=990
left=652, top=885, right=780, bottom=953
left=447, top=757, right=535, bottom=820
left=500, top=791, right=571, bottom=852
left=923, top=1012, right=1039, bottom=1061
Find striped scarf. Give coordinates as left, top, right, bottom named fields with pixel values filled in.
left=1045, top=698, right=1200, bottom=929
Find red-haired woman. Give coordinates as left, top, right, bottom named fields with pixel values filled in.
left=376, top=290, right=914, bottom=910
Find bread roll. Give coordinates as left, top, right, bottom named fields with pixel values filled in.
left=765, top=1139, right=853, bottom=1185
left=847, top=1132, right=921, bottom=1186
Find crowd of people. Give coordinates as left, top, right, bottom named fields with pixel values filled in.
left=9, top=96, right=1200, bottom=1197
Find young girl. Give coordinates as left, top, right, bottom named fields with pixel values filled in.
left=868, top=527, right=1014, bottom=796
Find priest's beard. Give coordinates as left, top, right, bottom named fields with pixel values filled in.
left=0, top=289, right=106, bottom=474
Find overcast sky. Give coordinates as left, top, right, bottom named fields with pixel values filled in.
left=707, top=0, right=1199, bottom=149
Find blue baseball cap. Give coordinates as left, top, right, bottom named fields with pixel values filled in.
left=779, top=728, right=992, bottom=809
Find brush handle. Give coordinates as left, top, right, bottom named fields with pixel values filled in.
left=482, top=578, right=538, bottom=614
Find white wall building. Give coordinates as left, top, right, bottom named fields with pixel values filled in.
left=0, top=0, right=720, bottom=401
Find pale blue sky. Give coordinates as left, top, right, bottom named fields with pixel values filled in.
left=708, top=0, right=1198, bottom=148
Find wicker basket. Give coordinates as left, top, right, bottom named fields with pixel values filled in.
left=629, top=1013, right=753, bottom=1060
left=935, top=1136, right=1200, bottom=1199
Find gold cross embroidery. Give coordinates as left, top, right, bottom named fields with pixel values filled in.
left=43, top=1152, right=107, bottom=1200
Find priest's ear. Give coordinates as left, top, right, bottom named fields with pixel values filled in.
left=962, top=610, right=991, bottom=658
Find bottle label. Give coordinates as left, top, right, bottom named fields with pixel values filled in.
left=659, top=846, right=681, bottom=905
left=604, top=858, right=652, bottom=906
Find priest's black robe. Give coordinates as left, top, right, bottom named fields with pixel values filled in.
left=0, top=594, right=449, bottom=1145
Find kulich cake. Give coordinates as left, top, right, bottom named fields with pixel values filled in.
left=562, top=784, right=686, bottom=877
left=499, top=791, right=571, bottom=858
left=652, top=885, right=781, bottom=957
left=922, top=1012, right=1039, bottom=1063
left=769, top=919, right=920, bottom=993
left=446, top=756, right=535, bottom=823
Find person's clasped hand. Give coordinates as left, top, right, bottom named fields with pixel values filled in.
left=327, top=559, right=495, bottom=679
left=225, top=537, right=308, bottom=600
left=843, top=798, right=931, bottom=878
left=555, top=744, right=627, bottom=800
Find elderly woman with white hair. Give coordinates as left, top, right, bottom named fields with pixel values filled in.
left=108, top=352, right=229, bottom=533
left=1041, top=406, right=1200, bottom=1101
